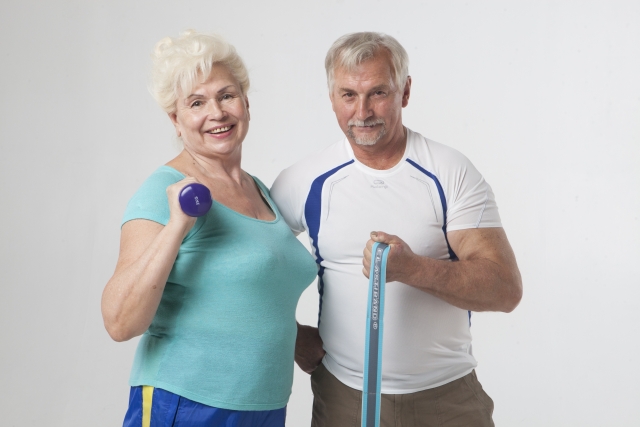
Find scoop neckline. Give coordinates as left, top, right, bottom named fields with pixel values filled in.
left=159, top=165, right=280, bottom=225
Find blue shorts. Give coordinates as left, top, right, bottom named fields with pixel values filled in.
left=122, top=386, right=286, bottom=427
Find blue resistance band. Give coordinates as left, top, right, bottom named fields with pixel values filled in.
left=362, top=242, right=390, bottom=427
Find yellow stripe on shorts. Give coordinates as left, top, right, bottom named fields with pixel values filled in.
left=142, top=386, right=154, bottom=427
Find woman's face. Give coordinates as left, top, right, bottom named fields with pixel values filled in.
left=169, top=65, right=250, bottom=160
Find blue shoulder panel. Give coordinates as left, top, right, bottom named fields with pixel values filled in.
left=304, top=160, right=354, bottom=325
left=406, top=158, right=457, bottom=261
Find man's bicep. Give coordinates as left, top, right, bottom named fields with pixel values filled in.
left=271, top=172, right=306, bottom=233
left=447, top=227, right=516, bottom=266
left=274, top=198, right=306, bottom=235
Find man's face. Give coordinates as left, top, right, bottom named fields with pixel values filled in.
left=330, top=52, right=410, bottom=147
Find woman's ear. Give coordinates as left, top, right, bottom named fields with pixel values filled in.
left=168, top=112, right=181, bottom=137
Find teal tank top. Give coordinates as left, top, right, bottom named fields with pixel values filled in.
left=122, top=166, right=317, bottom=410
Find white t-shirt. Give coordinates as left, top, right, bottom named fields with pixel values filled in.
left=271, top=128, right=502, bottom=393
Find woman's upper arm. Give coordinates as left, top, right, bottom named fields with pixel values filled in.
left=101, top=219, right=167, bottom=341
left=114, top=219, right=166, bottom=272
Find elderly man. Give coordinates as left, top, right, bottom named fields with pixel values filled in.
left=271, top=32, right=522, bottom=427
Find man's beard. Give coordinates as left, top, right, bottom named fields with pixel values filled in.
left=347, top=119, right=386, bottom=146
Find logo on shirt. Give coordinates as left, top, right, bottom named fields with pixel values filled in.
left=371, top=179, right=388, bottom=189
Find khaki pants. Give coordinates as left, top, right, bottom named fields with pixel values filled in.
left=310, top=364, right=494, bottom=427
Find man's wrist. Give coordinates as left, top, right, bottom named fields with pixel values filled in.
left=402, top=253, right=437, bottom=291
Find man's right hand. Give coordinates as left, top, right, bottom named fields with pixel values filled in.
left=295, top=323, right=326, bottom=374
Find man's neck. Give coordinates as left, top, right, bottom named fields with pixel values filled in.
left=349, top=126, right=407, bottom=170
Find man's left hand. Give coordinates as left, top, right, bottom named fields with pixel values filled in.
left=362, top=231, right=416, bottom=283
left=362, top=228, right=522, bottom=313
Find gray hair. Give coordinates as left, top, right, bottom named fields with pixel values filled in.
left=149, top=30, right=250, bottom=114
left=325, top=32, right=409, bottom=91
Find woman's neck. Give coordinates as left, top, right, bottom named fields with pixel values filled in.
left=168, top=149, right=246, bottom=185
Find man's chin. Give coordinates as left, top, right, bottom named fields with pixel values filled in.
left=354, top=138, right=378, bottom=146
left=348, top=129, right=386, bottom=146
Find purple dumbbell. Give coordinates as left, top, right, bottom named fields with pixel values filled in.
left=178, top=183, right=212, bottom=217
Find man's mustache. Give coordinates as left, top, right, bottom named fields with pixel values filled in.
left=347, top=118, right=385, bottom=127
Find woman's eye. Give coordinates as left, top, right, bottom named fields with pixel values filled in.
left=221, top=94, right=234, bottom=101
left=191, top=100, right=203, bottom=107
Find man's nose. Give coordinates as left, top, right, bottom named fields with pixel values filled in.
left=355, top=97, right=372, bottom=121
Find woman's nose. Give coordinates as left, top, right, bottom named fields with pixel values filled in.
left=207, top=100, right=226, bottom=120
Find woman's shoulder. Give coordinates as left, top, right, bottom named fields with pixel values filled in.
left=152, top=165, right=186, bottom=180
left=135, top=166, right=185, bottom=193
left=250, top=174, right=269, bottom=193
left=122, top=166, right=183, bottom=226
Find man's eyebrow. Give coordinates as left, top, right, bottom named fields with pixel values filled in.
left=369, top=84, right=391, bottom=92
left=185, top=85, right=237, bottom=99
left=337, top=84, right=391, bottom=93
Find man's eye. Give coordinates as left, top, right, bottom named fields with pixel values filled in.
left=343, top=93, right=354, bottom=98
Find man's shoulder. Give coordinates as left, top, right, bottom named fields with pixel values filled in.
left=274, top=138, right=353, bottom=189
left=271, top=138, right=353, bottom=231
left=407, top=129, right=474, bottom=172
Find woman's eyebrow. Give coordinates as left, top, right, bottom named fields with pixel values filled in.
left=185, top=85, right=237, bottom=99
left=216, top=84, right=236, bottom=94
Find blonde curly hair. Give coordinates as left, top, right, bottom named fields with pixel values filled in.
left=149, top=30, right=250, bottom=114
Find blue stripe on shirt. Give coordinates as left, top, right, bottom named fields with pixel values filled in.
left=304, top=160, right=354, bottom=325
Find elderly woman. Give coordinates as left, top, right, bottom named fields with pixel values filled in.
left=101, top=30, right=317, bottom=427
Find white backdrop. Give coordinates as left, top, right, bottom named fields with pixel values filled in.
left=1, top=1, right=639, bottom=426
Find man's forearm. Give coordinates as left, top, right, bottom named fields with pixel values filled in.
left=365, top=228, right=522, bottom=313
left=402, top=254, right=522, bottom=312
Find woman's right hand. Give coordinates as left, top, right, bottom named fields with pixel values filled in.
left=165, top=177, right=201, bottom=238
